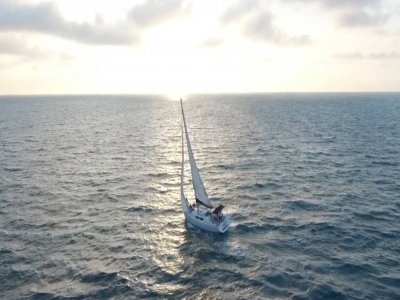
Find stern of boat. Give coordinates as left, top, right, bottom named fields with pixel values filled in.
left=218, top=216, right=230, bottom=233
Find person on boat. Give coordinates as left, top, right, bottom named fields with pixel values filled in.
left=212, top=205, right=224, bottom=225
left=188, top=199, right=194, bottom=211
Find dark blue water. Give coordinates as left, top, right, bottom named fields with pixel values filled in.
left=1, top=93, right=399, bottom=299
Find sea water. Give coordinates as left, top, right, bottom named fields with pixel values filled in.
left=1, top=93, right=399, bottom=299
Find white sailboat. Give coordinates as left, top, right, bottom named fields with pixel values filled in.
left=180, top=99, right=230, bottom=233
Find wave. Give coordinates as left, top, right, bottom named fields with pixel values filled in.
left=374, top=179, right=396, bottom=185
left=333, top=262, right=378, bottom=276
left=254, top=182, right=282, bottom=189
left=239, top=182, right=282, bottom=190
left=2, top=94, right=400, bottom=299
left=80, top=271, right=120, bottom=284
left=147, top=172, right=170, bottom=178
left=214, top=164, right=235, bottom=170
left=370, top=161, right=398, bottom=167
left=234, top=222, right=280, bottom=234
left=125, top=206, right=175, bottom=215
left=352, top=211, right=391, bottom=222
left=3, top=167, right=23, bottom=172
left=284, top=199, right=327, bottom=212
left=291, top=284, right=347, bottom=300
left=29, top=271, right=157, bottom=299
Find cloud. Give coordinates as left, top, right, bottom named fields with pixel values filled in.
left=339, top=10, right=388, bottom=27
left=199, top=37, right=223, bottom=48
left=281, top=0, right=381, bottom=9
left=0, top=35, right=44, bottom=58
left=242, top=10, right=311, bottom=45
left=282, top=0, right=388, bottom=27
left=0, top=34, right=74, bottom=70
left=307, top=0, right=380, bottom=8
left=0, top=0, right=137, bottom=45
left=221, top=0, right=259, bottom=24
left=334, top=51, right=400, bottom=60
left=221, top=1, right=311, bottom=46
left=0, top=34, right=74, bottom=69
left=128, top=0, right=189, bottom=28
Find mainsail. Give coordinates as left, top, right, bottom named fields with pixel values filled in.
left=180, top=100, right=213, bottom=208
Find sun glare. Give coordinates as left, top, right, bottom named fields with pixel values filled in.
left=165, top=91, right=184, bottom=101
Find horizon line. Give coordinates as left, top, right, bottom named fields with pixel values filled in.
left=1, top=91, right=400, bottom=97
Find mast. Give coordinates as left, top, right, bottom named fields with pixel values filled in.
left=180, top=99, right=213, bottom=208
left=181, top=125, right=184, bottom=196
left=180, top=125, right=191, bottom=213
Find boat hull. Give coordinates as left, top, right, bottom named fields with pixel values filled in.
left=183, top=207, right=230, bottom=233
left=181, top=175, right=229, bottom=233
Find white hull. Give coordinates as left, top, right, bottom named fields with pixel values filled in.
left=181, top=189, right=229, bottom=233
left=185, top=208, right=230, bottom=233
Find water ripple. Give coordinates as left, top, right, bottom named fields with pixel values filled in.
left=1, top=94, right=400, bottom=299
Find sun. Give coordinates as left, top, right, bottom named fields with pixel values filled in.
left=164, top=91, right=185, bottom=102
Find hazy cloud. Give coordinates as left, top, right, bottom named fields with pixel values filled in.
left=242, top=10, right=311, bottom=45
left=282, top=0, right=388, bottom=27
left=339, top=10, right=388, bottom=27
left=221, top=0, right=259, bottom=24
left=282, top=0, right=382, bottom=9
left=221, top=1, right=311, bottom=46
left=0, top=34, right=75, bottom=68
left=0, top=0, right=137, bottom=45
left=199, top=37, right=223, bottom=48
left=128, top=0, right=189, bottom=28
left=334, top=51, right=400, bottom=59
left=0, top=35, right=44, bottom=58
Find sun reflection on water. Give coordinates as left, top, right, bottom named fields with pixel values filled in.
left=128, top=98, right=233, bottom=295
left=140, top=102, right=188, bottom=293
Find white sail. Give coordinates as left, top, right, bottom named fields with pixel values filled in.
left=180, top=100, right=213, bottom=208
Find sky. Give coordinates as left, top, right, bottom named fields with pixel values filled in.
left=0, top=0, right=399, bottom=95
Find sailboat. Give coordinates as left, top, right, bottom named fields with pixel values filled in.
left=180, top=99, right=230, bottom=233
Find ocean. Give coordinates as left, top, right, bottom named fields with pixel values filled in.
left=0, top=93, right=399, bottom=299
